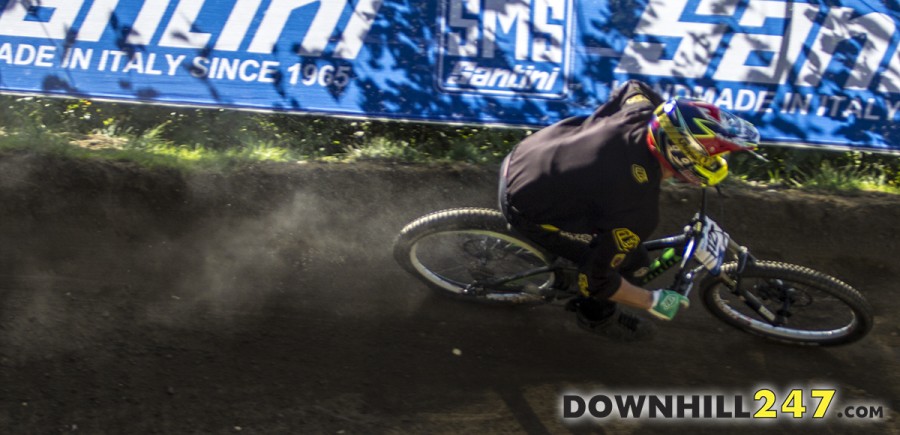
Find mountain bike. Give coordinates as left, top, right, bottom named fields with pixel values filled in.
left=393, top=189, right=873, bottom=346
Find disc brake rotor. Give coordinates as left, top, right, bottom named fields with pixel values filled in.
left=756, top=279, right=813, bottom=307
left=462, top=237, right=509, bottom=263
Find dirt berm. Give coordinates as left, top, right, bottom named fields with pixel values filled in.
left=0, top=152, right=898, bottom=434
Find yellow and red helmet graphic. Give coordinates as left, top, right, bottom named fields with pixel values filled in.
left=648, top=99, right=759, bottom=186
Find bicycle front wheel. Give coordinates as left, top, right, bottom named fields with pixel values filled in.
left=393, top=208, right=557, bottom=304
left=700, top=261, right=874, bottom=346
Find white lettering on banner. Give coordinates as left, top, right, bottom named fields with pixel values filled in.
left=0, top=43, right=57, bottom=68
left=446, top=0, right=567, bottom=63
left=0, top=0, right=381, bottom=60
left=796, top=7, right=894, bottom=90
left=248, top=0, right=346, bottom=55
left=445, top=61, right=561, bottom=91
left=214, top=0, right=262, bottom=51
left=60, top=48, right=94, bottom=70
left=713, top=1, right=817, bottom=85
left=447, top=0, right=479, bottom=57
left=191, top=57, right=279, bottom=83
left=286, top=63, right=352, bottom=88
left=617, top=0, right=897, bottom=91
left=127, top=0, right=171, bottom=46
left=887, top=100, right=900, bottom=119
left=481, top=0, right=531, bottom=61
left=616, top=79, right=900, bottom=122
left=0, top=0, right=124, bottom=43
left=165, top=54, right=186, bottom=76
left=333, top=0, right=384, bottom=59
left=616, top=0, right=734, bottom=79
left=440, top=0, right=572, bottom=97
left=79, top=0, right=121, bottom=42
left=781, top=93, right=813, bottom=115
left=0, top=38, right=353, bottom=89
left=0, top=1, right=82, bottom=40
left=122, top=53, right=165, bottom=75
left=159, top=0, right=211, bottom=48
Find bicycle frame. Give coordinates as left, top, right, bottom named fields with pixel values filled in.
left=467, top=189, right=790, bottom=327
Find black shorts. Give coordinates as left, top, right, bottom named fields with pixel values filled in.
left=499, top=156, right=649, bottom=299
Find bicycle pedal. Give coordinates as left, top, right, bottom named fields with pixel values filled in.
left=523, top=283, right=542, bottom=295
left=564, top=297, right=584, bottom=312
left=526, top=283, right=559, bottom=299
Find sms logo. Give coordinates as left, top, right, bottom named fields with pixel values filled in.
left=438, top=0, right=573, bottom=98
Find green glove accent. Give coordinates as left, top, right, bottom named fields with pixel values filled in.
left=649, top=290, right=690, bottom=320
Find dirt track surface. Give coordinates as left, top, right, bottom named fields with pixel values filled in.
left=0, top=152, right=898, bottom=434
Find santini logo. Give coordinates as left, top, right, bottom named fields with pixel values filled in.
left=438, top=0, right=573, bottom=98
left=615, top=0, right=900, bottom=93
left=0, top=0, right=382, bottom=60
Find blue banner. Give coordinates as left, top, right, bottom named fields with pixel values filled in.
left=1, top=0, right=899, bottom=152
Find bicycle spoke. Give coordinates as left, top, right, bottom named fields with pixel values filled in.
left=412, top=230, right=554, bottom=294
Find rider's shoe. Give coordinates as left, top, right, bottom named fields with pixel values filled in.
left=566, top=298, right=656, bottom=342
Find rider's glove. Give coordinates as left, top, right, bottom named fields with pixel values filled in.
left=648, top=289, right=690, bottom=321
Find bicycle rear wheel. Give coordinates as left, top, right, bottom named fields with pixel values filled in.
left=700, top=261, right=873, bottom=346
left=393, top=208, right=557, bottom=304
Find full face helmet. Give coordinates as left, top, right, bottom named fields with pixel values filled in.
left=647, top=98, right=760, bottom=186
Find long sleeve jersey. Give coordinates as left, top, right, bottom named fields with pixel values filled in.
left=504, top=80, right=665, bottom=295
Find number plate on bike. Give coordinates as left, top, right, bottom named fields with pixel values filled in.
left=695, top=217, right=729, bottom=275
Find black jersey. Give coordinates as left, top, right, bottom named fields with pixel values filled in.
left=503, top=80, right=664, bottom=296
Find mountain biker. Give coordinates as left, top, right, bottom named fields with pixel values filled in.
left=498, top=80, right=760, bottom=341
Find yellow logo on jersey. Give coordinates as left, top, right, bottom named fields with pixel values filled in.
left=610, top=253, right=627, bottom=268
left=578, top=273, right=590, bottom=296
left=625, top=94, right=649, bottom=105
left=632, top=164, right=649, bottom=184
left=613, top=228, right=641, bottom=252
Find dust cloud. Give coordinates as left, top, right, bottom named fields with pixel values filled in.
left=0, top=156, right=497, bottom=360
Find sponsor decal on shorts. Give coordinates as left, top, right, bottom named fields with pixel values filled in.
left=578, top=273, right=590, bottom=296
left=610, top=253, right=627, bottom=268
